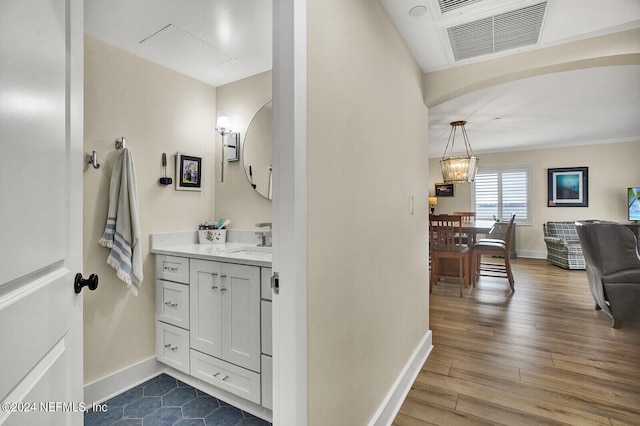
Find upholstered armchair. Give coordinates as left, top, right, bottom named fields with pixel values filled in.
left=543, top=222, right=585, bottom=269
left=575, top=221, right=640, bottom=328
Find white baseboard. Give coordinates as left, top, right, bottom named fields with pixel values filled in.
left=516, top=250, right=546, bottom=259
left=83, top=356, right=164, bottom=405
left=368, top=330, right=433, bottom=426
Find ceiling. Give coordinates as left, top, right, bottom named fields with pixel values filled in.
left=84, top=0, right=273, bottom=88
left=377, top=0, right=640, bottom=156
left=84, top=0, right=640, bottom=156
left=428, top=64, right=640, bottom=156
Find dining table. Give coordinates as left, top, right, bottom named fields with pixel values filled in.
left=460, top=220, right=496, bottom=246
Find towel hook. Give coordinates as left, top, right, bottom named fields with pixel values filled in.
left=116, top=137, right=126, bottom=150
left=86, top=150, right=100, bottom=169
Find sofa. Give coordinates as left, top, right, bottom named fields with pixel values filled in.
left=543, top=221, right=586, bottom=269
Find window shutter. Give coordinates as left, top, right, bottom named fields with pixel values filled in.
left=501, top=171, right=528, bottom=221
left=473, top=167, right=530, bottom=224
left=475, top=173, right=498, bottom=220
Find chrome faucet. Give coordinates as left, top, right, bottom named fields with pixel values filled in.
left=255, top=223, right=272, bottom=247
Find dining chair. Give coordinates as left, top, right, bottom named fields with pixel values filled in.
left=471, top=214, right=516, bottom=291
left=429, top=214, right=470, bottom=297
left=454, top=212, right=475, bottom=222
left=454, top=211, right=475, bottom=244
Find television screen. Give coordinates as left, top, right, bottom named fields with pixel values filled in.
left=629, top=187, right=640, bottom=221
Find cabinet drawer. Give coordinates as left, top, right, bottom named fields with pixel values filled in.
left=156, top=255, right=189, bottom=284
left=156, top=279, right=189, bottom=329
left=261, top=300, right=272, bottom=356
left=190, top=350, right=261, bottom=404
left=261, top=267, right=272, bottom=301
left=156, top=322, right=189, bottom=374
left=261, top=355, right=272, bottom=410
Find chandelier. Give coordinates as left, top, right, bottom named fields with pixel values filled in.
left=440, top=120, right=479, bottom=183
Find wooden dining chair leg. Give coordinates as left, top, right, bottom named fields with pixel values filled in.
left=459, top=257, right=464, bottom=297
left=464, top=254, right=470, bottom=289
left=469, top=252, right=475, bottom=288
left=429, top=258, right=436, bottom=293
left=505, top=255, right=514, bottom=291
left=471, top=252, right=477, bottom=286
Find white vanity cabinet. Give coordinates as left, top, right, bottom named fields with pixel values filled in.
left=189, top=259, right=261, bottom=372
left=152, top=241, right=272, bottom=414
left=155, top=255, right=190, bottom=374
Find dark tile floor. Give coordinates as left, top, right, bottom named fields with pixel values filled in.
left=84, top=374, right=271, bottom=426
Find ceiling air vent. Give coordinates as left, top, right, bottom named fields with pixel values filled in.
left=447, top=2, right=547, bottom=61
left=438, top=0, right=484, bottom=14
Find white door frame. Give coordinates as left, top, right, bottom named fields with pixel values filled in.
left=272, top=0, right=308, bottom=424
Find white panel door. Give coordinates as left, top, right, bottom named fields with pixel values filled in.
left=221, top=263, right=260, bottom=372
left=190, top=259, right=223, bottom=357
left=0, top=0, right=84, bottom=424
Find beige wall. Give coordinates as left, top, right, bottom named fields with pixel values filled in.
left=215, top=71, right=273, bottom=229
left=429, top=141, right=640, bottom=257
left=83, top=36, right=217, bottom=384
left=306, top=0, right=430, bottom=424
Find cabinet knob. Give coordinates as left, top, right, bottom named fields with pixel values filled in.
left=211, top=285, right=218, bottom=290
left=220, top=287, right=227, bottom=293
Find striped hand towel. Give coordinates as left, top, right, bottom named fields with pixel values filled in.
left=98, top=148, right=143, bottom=295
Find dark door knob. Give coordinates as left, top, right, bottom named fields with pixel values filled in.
left=74, top=273, right=99, bottom=294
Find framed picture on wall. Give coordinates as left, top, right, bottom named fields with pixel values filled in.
left=435, top=183, right=454, bottom=197
left=547, top=167, right=588, bottom=207
left=175, top=152, right=202, bottom=191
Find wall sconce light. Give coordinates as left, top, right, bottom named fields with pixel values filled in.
left=216, top=111, right=230, bottom=134
left=215, top=111, right=232, bottom=182
left=428, top=197, right=437, bottom=214
left=440, top=120, right=479, bottom=184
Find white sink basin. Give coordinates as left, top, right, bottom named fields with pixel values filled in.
left=221, top=247, right=272, bottom=261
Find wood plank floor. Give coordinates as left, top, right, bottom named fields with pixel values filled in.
left=393, top=258, right=640, bottom=426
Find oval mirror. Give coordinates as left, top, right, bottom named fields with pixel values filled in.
left=243, top=101, right=272, bottom=200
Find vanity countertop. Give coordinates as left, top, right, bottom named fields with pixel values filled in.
left=151, top=242, right=272, bottom=267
